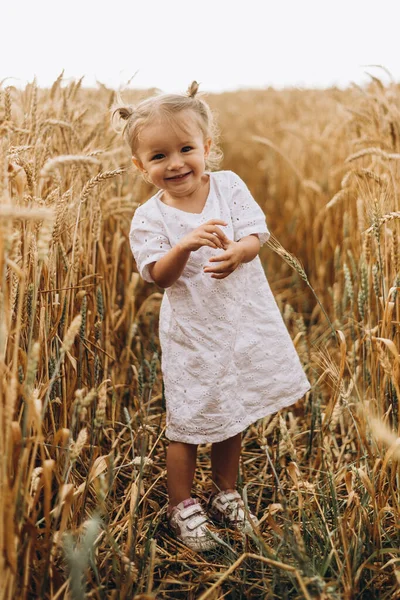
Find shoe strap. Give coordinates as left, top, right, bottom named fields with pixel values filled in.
left=214, top=490, right=242, bottom=506
left=186, top=514, right=208, bottom=531
left=180, top=503, right=204, bottom=520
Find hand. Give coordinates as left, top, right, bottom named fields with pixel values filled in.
left=203, top=239, right=245, bottom=279
left=179, top=220, right=229, bottom=253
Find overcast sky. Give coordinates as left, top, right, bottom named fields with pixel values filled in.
left=2, top=0, right=399, bottom=92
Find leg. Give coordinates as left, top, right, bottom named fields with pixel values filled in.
left=166, top=441, right=198, bottom=512
left=211, top=432, right=242, bottom=493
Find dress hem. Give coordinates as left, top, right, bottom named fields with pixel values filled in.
left=165, top=382, right=311, bottom=444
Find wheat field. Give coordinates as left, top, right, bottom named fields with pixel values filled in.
left=0, top=74, right=399, bottom=599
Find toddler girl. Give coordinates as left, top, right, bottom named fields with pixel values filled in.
left=113, top=82, right=310, bottom=552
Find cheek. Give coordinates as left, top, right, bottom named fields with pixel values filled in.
left=149, top=165, right=163, bottom=177
left=194, top=155, right=205, bottom=167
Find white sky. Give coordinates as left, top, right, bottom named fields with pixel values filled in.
left=2, top=0, right=400, bottom=92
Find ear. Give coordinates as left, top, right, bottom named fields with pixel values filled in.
left=204, top=138, right=212, bottom=157
left=132, top=156, right=145, bottom=172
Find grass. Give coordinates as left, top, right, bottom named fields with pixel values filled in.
left=0, top=73, right=399, bottom=598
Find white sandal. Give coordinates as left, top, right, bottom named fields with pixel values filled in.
left=209, top=490, right=259, bottom=532
left=168, top=498, right=218, bottom=551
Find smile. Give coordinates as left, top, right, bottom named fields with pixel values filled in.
left=165, top=171, right=192, bottom=181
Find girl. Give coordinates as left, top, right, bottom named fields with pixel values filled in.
left=113, top=82, right=310, bottom=552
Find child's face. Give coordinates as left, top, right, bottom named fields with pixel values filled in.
left=132, top=110, right=211, bottom=199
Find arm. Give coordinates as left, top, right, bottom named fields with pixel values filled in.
left=148, top=243, right=191, bottom=288
left=236, top=234, right=261, bottom=263
left=203, top=234, right=260, bottom=279
left=149, top=219, right=230, bottom=288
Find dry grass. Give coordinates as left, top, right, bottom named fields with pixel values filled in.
left=0, top=74, right=399, bottom=599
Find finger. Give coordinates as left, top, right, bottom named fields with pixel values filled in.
left=200, top=238, right=219, bottom=249
left=203, top=225, right=230, bottom=244
left=208, top=251, right=231, bottom=263
left=202, top=235, right=228, bottom=249
left=205, top=219, right=228, bottom=227
left=203, top=261, right=232, bottom=274
left=211, top=272, right=230, bottom=279
left=201, top=234, right=224, bottom=248
left=204, top=224, right=229, bottom=238
left=203, top=225, right=227, bottom=241
left=213, top=227, right=230, bottom=243
left=210, top=234, right=226, bottom=248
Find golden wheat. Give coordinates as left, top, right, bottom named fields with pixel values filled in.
left=0, top=75, right=399, bottom=599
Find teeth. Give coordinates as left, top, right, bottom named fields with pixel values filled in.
left=166, top=172, right=190, bottom=181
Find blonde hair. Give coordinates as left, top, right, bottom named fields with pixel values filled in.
left=112, top=81, right=222, bottom=170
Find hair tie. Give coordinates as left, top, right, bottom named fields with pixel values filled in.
left=117, top=106, right=134, bottom=121
left=186, top=81, right=200, bottom=99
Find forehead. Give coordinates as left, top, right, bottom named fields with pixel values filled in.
left=137, top=111, right=203, bottom=150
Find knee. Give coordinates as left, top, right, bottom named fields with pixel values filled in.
left=167, top=441, right=198, bottom=457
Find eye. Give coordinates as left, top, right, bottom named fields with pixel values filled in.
left=151, top=153, right=164, bottom=161
left=181, top=146, right=193, bottom=153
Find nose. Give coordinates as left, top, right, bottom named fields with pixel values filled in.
left=167, top=152, right=184, bottom=170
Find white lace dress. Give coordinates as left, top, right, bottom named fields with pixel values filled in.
left=130, top=170, right=310, bottom=444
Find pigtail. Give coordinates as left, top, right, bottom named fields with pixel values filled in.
left=111, top=101, right=135, bottom=134
left=115, top=105, right=134, bottom=121
left=186, top=81, right=200, bottom=99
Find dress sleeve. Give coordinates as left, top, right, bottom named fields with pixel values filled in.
left=229, top=171, right=270, bottom=245
left=129, top=206, right=172, bottom=283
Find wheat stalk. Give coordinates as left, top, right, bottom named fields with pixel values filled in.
left=346, top=147, right=400, bottom=162
left=40, top=155, right=100, bottom=178
left=80, top=167, right=126, bottom=203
